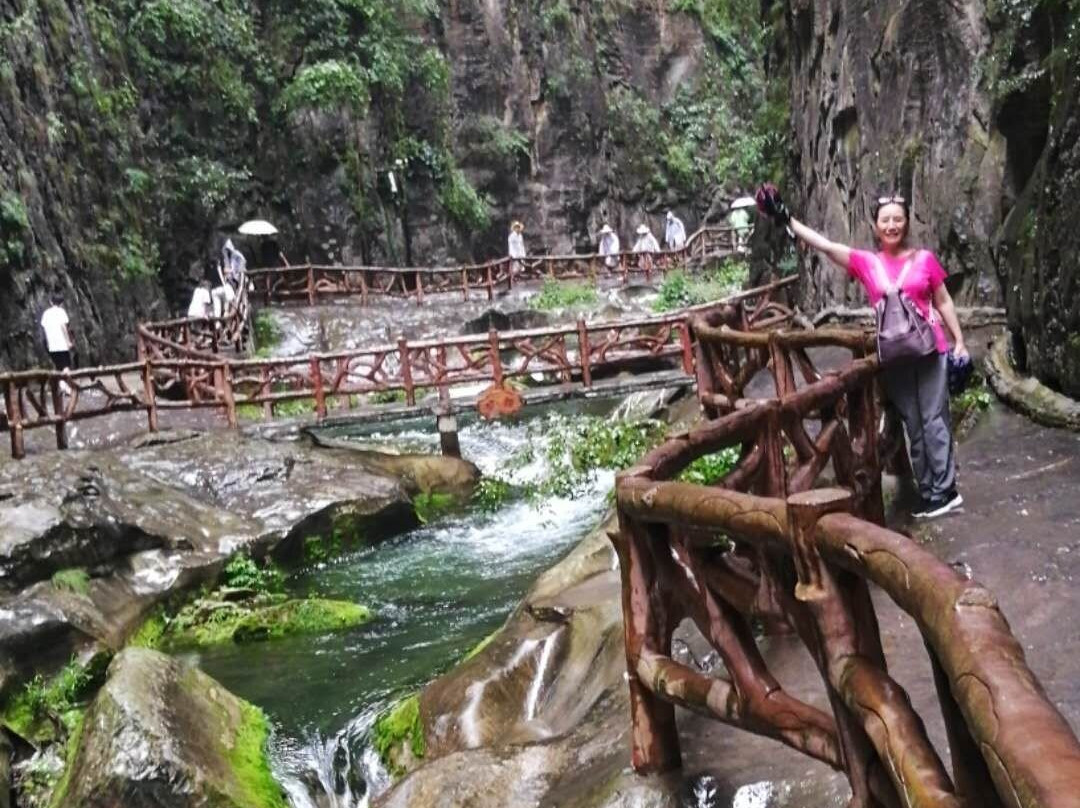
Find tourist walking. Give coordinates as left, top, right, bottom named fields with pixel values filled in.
left=727, top=202, right=752, bottom=253
left=598, top=224, right=620, bottom=270
left=41, top=293, right=75, bottom=371
left=187, top=279, right=213, bottom=320
left=222, top=239, right=247, bottom=287
left=664, top=211, right=686, bottom=250
left=508, top=221, right=526, bottom=275
left=633, top=223, right=660, bottom=272
left=756, top=184, right=968, bottom=518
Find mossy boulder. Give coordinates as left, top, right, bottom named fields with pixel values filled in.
left=371, top=694, right=426, bottom=777
left=163, top=597, right=372, bottom=649
left=50, top=648, right=285, bottom=808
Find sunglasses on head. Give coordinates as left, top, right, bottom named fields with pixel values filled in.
left=876, top=195, right=906, bottom=206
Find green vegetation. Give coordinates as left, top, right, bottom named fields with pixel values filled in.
left=252, top=310, right=282, bottom=357
left=678, top=446, right=740, bottom=485
left=371, top=694, right=425, bottom=776
left=45, top=712, right=86, bottom=808
left=472, top=475, right=513, bottom=512
left=226, top=701, right=288, bottom=808
left=413, top=491, right=457, bottom=524
left=51, top=568, right=91, bottom=596
left=167, top=597, right=371, bottom=647
left=533, top=278, right=599, bottom=311
left=1, top=656, right=105, bottom=745
left=460, top=628, right=499, bottom=663
left=0, top=191, right=29, bottom=266
left=653, top=260, right=749, bottom=312
left=223, top=554, right=285, bottom=593
left=516, top=413, right=667, bottom=499
left=369, top=388, right=408, bottom=405
left=128, top=611, right=168, bottom=649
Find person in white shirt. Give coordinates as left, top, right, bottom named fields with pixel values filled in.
left=632, top=223, right=660, bottom=272
left=728, top=204, right=752, bottom=253
left=598, top=224, right=620, bottom=270
left=187, top=280, right=213, bottom=319
left=41, top=293, right=74, bottom=370
left=508, top=221, right=526, bottom=274
left=664, top=210, right=687, bottom=251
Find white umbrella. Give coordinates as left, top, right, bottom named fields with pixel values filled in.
left=729, top=196, right=757, bottom=210
left=237, top=219, right=279, bottom=236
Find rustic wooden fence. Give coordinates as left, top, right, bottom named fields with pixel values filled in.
left=246, top=226, right=740, bottom=306
left=2, top=276, right=793, bottom=459
left=612, top=321, right=1080, bottom=807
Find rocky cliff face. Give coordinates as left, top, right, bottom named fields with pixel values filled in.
left=778, top=0, right=1013, bottom=308
left=999, top=2, right=1080, bottom=396
left=1, top=0, right=775, bottom=371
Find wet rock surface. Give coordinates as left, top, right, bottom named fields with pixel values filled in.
left=0, top=431, right=430, bottom=690
left=53, top=647, right=285, bottom=808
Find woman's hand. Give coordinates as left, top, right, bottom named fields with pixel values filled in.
left=952, top=341, right=969, bottom=361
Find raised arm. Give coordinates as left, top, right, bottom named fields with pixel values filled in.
left=789, top=218, right=853, bottom=270
left=755, top=184, right=853, bottom=271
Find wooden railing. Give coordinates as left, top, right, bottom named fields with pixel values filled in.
left=246, top=226, right=741, bottom=306
left=2, top=276, right=794, bottom=458
left=612, top=324, right=1080, bottom=807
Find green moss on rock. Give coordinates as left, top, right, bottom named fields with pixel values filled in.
left=371, top=694, right=425, bottom=776
left=228, top=701, right=288, bottom=808
left=167, top=598, right=371, bottom=648
left=50, top=567, right=91, bottom=595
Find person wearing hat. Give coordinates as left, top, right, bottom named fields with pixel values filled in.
left=598, top=224, right=620, bottom=270
left=632, top=223, right=660, bottom=272
left=664, top=210, right=686, bottom=251
left=508, top=221, right=526, bottom=275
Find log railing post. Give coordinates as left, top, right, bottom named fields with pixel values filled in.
left=217, top=363, right=238, bottom=428
left=485, top=264, right=494, bottom=301
left=310, top=356, right=326, bottom=420
left=398, top=336, right=415, bottom=406
left=610, top=515, right=682, bottom=773
left=261, top=366, right=274, bottom=419
left=307, top=265, right=316, bottom=305
left=5, top=381, right=24, bottom=460
left=678, top=320, right=694, bottom=376
left=50, top=377, right=68, bottom=451
left=461, top=269, right=469, bottom=301
left=577, top=317, right=592, bottom=388
left=360, top=270, right=369, bottom=306
left=437, top=345, right=450, bottom=404
left=142, top=359, right=159, bottom=433
left=488, top=328, right=504, bottom=387
left=785, top=488, right=882, bottom=808
left=415, top=271, right=424, bottom=305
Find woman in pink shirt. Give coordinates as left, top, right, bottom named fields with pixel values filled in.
left=758, top=189, right=967, bottom=519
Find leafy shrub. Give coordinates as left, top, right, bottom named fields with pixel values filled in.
left=279, top=60, right=370, bottom=114
left=223, top=555, right=285, bottom=594
left=472, top=476, right=513, bottom=512
left=438, top=166, right=491, bottom=231
left=533, top=279, right=598, bottom=311
left=678, top=446, right=740, bottom=485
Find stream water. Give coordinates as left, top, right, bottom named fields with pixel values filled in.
left=186, top=399, right=622, bottom=807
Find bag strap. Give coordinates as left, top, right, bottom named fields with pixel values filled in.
left=870, top=252, right=917, bottom=295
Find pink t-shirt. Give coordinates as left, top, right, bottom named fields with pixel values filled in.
left=848, top=249, right=949, bottom=353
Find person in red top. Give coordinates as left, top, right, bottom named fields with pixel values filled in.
left=757, top=187, right=968, bottom=519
